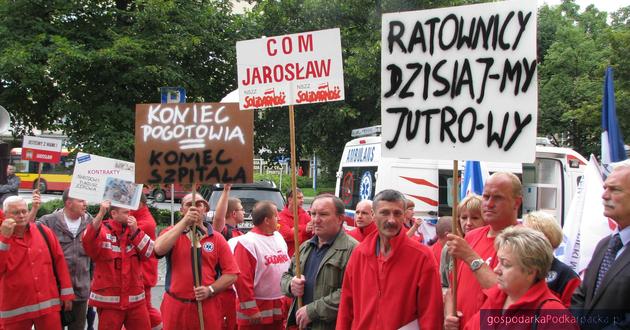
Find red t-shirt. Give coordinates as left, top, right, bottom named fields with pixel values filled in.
left=431, top=241, right=444, bottom=271
left=160, top=226, right=239, bottom=300
left=455, top=226, right=498, bottom=327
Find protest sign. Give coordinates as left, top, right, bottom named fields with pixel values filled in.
left=381, top=1, right=538, bottom=163
left=22, top=136, right=63, bottom=164
left=134, top=103, right=254, bottom=184
left=236, top=28, right=345, bottom=110
left=69, top=153, right=142, bottom=210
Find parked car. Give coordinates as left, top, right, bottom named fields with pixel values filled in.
left=204, top=181, right=286, bottom=231
left=148, top=183, right=190, bottom=203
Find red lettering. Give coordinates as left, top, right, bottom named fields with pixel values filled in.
left=296, top=83, right=342, bottom=103
left=266, top=39, right=277, bottom=56
left=298, top=34, right=313, bottom=53
left=281, top=36, right=292, bottom=54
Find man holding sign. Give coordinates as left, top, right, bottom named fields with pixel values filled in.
left=154, top=192, right=239, bottom=330
left=82, top=201, right=154, bottom=329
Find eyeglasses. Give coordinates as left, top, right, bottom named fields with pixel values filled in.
left=9, top=209, right=28, bottom=216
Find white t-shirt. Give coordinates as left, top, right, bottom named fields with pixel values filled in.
left=64, top=214, right=81, bottom=237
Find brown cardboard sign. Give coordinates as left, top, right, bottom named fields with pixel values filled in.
left=135, top=103, right=254, bottom=184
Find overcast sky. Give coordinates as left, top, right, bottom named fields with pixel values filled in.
left=538, top=0, right=630, bottom=14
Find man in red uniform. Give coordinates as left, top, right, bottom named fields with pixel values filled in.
left=0, top=196, right=74, bottom=330
left=278, top=188, right=312, bottom=257
left=346, top=200, right=377, bottom=242
left=233, top=201, right=289, bottom=329
left=129, top=194, right=162, bottom=329
left=212, top=184, right=244, bottom=330
left=155, top=192, right=239, bottom=330
left=430, top=216, right=452, bottom=270
left=444, top=172, right=522, bottom=329
left=336, top=189, right=444, bottom=329
left=83, top=201, right=154, bottom=329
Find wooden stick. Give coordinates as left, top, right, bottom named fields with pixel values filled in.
left=36, top=162, right=43, bottom=192
left=191, top=185, right=205, bottom=329
left=451, top=160, right=460, bottom=316
left=288, top=105, right=303, bottom=308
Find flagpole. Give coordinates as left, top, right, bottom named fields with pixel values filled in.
left=451, top=160, right=460, bottom=316
left=191, top=184, right=204, bottom=329
left=288, top=104, right=303, bottom=310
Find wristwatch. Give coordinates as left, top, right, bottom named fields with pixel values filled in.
left=208, top=285, right=215, bottom=296
left=469, top=258, right=485, bottom=272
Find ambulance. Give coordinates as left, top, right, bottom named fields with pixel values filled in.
left=335, top=126, right=587, bottom=229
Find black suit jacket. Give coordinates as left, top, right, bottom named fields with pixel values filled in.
left=572, top=234, right=630, bottom=329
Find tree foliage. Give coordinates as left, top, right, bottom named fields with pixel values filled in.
left=538, top=1, right=630, bottom=157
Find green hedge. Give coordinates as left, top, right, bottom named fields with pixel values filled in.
left=35, top=199, right=180, bottom=227
left=253, top=173, right=335, bottom=195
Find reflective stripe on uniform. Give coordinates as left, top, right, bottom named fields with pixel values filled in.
left=240, top=300, right=257, bottom=309
left=101, top=242, right=121, bottom=253
left=129, top=292, right=145, bottom=303
left=137, top=234, right=150, bottom=250
left=0, top=242, right=9, bottom=251
left=0, top=298, right=60, bottom=318
left=236, top=308, right=282, bottom=320
left=90, top=292, right=120, bottom=303
left=126, top=245, right=133, bottom=253
left=60, top=288, right=74, bottom=296
left=145, top=240, right=155, bottom=258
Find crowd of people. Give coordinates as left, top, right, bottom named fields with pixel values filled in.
left=0, top=164, right=629, bottom=329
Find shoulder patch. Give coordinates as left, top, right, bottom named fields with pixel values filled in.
left=546, top=270, right=558, bottom=282
left=203, top=242, right=214, bottom=253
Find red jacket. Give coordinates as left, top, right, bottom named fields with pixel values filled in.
left=82, top=220, right=153, bottom=310
left=277, top=206, right=312, bottom=257
left=130, top=205, right=158, bottom=287
left=336, top=229, right=444, bottom=329
left=465, top=280, right=578, bottom=330
left=346, top=222, right=377, bottom=242
left=0, top=222, right=74, bottom=323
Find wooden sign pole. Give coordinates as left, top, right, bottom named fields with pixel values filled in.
left=191, top=185, right=205, bottom=329
left=36, top=162, right=43, bottom=192
left=451, top=160, right=460, bottom=316
left=288, top=105, right=303, bottom=309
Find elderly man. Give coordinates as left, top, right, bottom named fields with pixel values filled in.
left=281, top=194, right=357, bottom=330
left=83, top=201, right=155, bottom=329
left=38, top=189, right=92, bottom=330
left=346, top=200, right=377, bottom=242
left=0, top=196, right=74, bottom=329
left=232, top=201, right=290, bottom=329
left=0, top=165, right=20, bottom=204
left=572, top=164, right=630, bottom=328
left=155, top=192, right=239, bottom=330
left=336, top=189, right=443, bottom=329
left=444, top=172, right=522, bottom=329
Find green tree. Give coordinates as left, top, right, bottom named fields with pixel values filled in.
left=0, top=0, right=239, bottom=160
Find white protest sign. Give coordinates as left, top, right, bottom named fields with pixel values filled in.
left=69, top=153, right=142, bottom=210
left=236, top=28, right=345, bottom=110
left=381, top=1, right=537, bottom=163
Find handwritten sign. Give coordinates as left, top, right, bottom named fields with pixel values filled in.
left=236, top=28, right=345, bottom=109
left=134, top=103, right=254, bottom=184
left=21, top=136, right=63, bottom=164
left=381, top=1, right=537, bottom=163
left=69, top=153, right=142, bottom=210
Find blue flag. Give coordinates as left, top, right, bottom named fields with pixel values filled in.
left=460, top=160, right=485, bottom=200
left=601, top=67, right=627, bottom=164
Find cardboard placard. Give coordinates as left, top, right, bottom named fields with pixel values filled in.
left=236, top=28, right=345, bottom=109
left=21, top=136, right=63, bottom=164
left=381, top=1, right=538, bottom=163
left=134, top=103, right=254, bottom=184
left=69, top=153, right=142, bottom=210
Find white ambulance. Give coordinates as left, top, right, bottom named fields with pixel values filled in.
left=335, top=126, right=587, bottom=229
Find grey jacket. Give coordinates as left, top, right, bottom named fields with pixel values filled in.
left=0, top=174, right=20, bottom=203
left=38, top=209, right=93, bottom=301
left=281, top=230, right=358, bottom=330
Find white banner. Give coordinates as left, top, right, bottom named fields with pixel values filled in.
left=381, top=1, right=538, bottom=163
left=559, top=156, right=614, bottom=276
left=236, top=28, right=345, bottom=110
left=69, top=153, right=142, bottom=210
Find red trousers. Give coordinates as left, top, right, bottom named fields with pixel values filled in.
left=145, top=286, right=162, bottom=329
left=219, top=290, right=237, bottom=330
left=96, top=304, right=150, bottom=330
left=3, top=312, right=60, bottom=330
left=238, top=321, right=283, bottom=330
left=161, top=293, right=222, bottom=330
